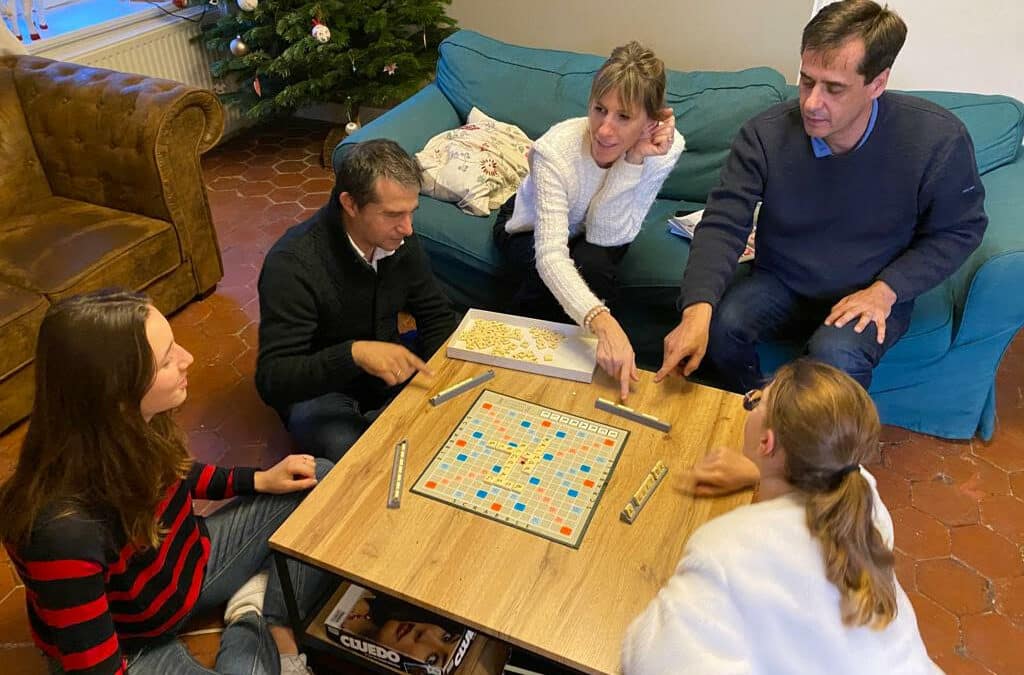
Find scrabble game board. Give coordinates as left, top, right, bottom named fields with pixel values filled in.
left=412, top=390, right=629, bottom=548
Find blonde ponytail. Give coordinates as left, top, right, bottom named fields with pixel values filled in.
left=765, top=359, right=897, bottom=629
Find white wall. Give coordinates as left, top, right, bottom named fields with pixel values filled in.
left=448, top=0, right=1024, bottom=102
left=446, top=0, right=809, bottom=81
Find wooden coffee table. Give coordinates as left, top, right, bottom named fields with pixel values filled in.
left=271, top=348, right=751, bottom=675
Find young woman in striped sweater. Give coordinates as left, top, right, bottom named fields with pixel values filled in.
left=493, top=41, right=685, bottom=402
left=0, top=290, right=332, bottom=674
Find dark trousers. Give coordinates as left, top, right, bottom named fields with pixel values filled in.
left=705, top=271, right=914, bottom=392
left=492, top=196, right=629, bottom=323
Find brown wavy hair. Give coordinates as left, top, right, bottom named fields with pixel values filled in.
left=764, top=359, right=896, bottom=628
left=0, top=290, right=191, bottom=550
left=590, top=41, right=667, bottom=121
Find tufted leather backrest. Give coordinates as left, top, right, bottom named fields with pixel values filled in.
left=0, top=65, right=51, bottom=220
left=7, top=56, right=223, bottom=222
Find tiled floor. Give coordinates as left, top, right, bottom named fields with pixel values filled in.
left=1, top=119, right=1023, bottom=674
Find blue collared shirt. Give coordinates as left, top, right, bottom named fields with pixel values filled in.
left=811, top=98, right=879, bottom=158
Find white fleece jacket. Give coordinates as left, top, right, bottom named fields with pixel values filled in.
left=621, top=469, right=940, bottom=675
left=503, top=117, right=685, bottom=324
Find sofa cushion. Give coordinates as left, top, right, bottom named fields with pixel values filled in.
left=0, top=282, right=47, bottom=379
left=0, top=68, right=52, bottom=220
left=0, top=196, right=180, bottom=299
left=910, top=91, right=1024, bottom=175
left=435, top=31, right=789, bottom=203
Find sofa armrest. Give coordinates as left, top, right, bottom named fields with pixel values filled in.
left=333, top=82, right=461, bottom=169
left=10, top=56, right=225, bottom=291
left=950, top=151, right=1024, bottom=346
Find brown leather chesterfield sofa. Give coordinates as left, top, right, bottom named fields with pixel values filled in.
left=0, top=56, right=225, bottom=431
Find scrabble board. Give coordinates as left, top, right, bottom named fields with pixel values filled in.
left=412, top=390, right=629, bottom=548
left=446, top=308, right=598, bottom=383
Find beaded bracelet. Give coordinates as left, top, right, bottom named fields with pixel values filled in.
left=583, top=305, right=610, bottom=331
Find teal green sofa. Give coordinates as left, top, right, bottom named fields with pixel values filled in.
left=338, top=30, right=1024, bottom=440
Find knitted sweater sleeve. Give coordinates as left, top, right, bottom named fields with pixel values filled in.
left=585, top=129, right=686, bottom=246
left=531, top=151, right=605, bottom=325
left=11, top=518, right=125, bottom=674
left=621, top=544, right=751, bottom=675
left=679, top=121, right=766, bottom=310
left=255, top=249, right=361, bottom=411
left=876, top=126, right=987, bottom=302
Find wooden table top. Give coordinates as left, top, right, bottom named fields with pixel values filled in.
left=271, top=348, right=751, bottom=675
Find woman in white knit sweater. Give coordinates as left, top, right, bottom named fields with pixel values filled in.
left=622, top=359, right=939, bottom=675
left=493, top=42, right=685, bottom=401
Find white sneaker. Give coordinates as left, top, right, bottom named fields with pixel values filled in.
left=280, top=653, right=315, bottom=675
left=223, top=570, right=269, bottom=624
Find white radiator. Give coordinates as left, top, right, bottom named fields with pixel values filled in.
left=32, top=8, right=248, bottom=137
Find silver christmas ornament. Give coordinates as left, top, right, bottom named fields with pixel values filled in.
left=345, top=121, right=360, bottom=135
left=229, top=36, right=249, bottom=57
left=236, top=0, right=257, bottom=12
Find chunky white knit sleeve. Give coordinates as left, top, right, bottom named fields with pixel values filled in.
left=621, top=545, right=751, bottom=675
left=531, top=152, right=605, bottom=325
left=585, top=129, right=687, bottom=246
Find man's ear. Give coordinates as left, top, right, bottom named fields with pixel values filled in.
left=868, top=67, right=890, bottom=100
left=339, top=191, right=359, bottom=219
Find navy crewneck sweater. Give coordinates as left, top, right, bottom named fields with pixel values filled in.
left=681, top=92, right=987, bottom=309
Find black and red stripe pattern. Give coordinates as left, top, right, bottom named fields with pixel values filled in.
left=7, top=463, right=255, bottom=674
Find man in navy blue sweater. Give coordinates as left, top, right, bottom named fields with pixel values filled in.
left=656, top=0, right=986, bottom=392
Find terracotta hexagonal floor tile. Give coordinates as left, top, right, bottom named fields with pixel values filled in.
left=883, top=442, right=945, bottom=482
left=241, top=165, right=278, bottom=182
left=994, top=577, right=1024, bottom=626
left=942, top=454, right=1012, bottom=500
left=208, top=175, right=245, bottom=192
left=892, top=507, right=952, bottom=559
left=917, top=558, right=991, bottom=615
left=273, top=159, right=307, bottom=174
left=963, top=612, right=1024, bottom=673
left=301, top=177, right=335, bottom=194
left=1010, top=471, right=1024, bottom=498
left=0, top=587, right=34, bottom=643
left=868, top=462, right=912, bottom=510
left=932, top=651, right=998, bottom=675
left=895, top=549, right=917, bottom=592
left=263, top=202, right=306, bottom=225
left=906, top=590, right=960, bottom=657
left=236, top=180, right=275, bottom=198
left=299, top=193, right=330, bottom=209
left=951, top=524, right=1024, bottom=579
left=973, top=429, right=1024, bottom=472
left=270, top=172, right=307, bottom=189
left=911, top=479, right=980, bottom=526
left=268, top=186, right=305, bottom=204
left=979, top=495, right=1024, bottom=543
left=4, top=646, right=47, bottom=675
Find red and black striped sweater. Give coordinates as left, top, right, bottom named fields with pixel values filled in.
left=6, top=463, right=256, bottom=674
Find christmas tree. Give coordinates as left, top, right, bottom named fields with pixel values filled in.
left=202, top=0, right=457, bottom=120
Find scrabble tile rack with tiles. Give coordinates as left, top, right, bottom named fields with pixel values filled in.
left=411, top=389, right=629, bottom=548
left=446, top=308, right=598, bottom=383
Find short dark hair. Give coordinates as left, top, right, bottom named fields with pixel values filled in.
left=333, top=138, right=422, bottom=207
left=801, top=0, right=908, bottom=83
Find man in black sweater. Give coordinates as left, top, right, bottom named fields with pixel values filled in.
left=656, top=0, right=986, bottom=392
left=256, top=140, right=457, bottom=461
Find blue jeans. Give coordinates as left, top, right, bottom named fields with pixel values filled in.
left=66, top=459, right=335, bottom=675
left=705, top=271, right=914, bottom=392
left=286, top=392, right=385, bottom=462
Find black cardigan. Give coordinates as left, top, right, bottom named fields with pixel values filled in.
left=255, top=203, right=457, bottom=414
